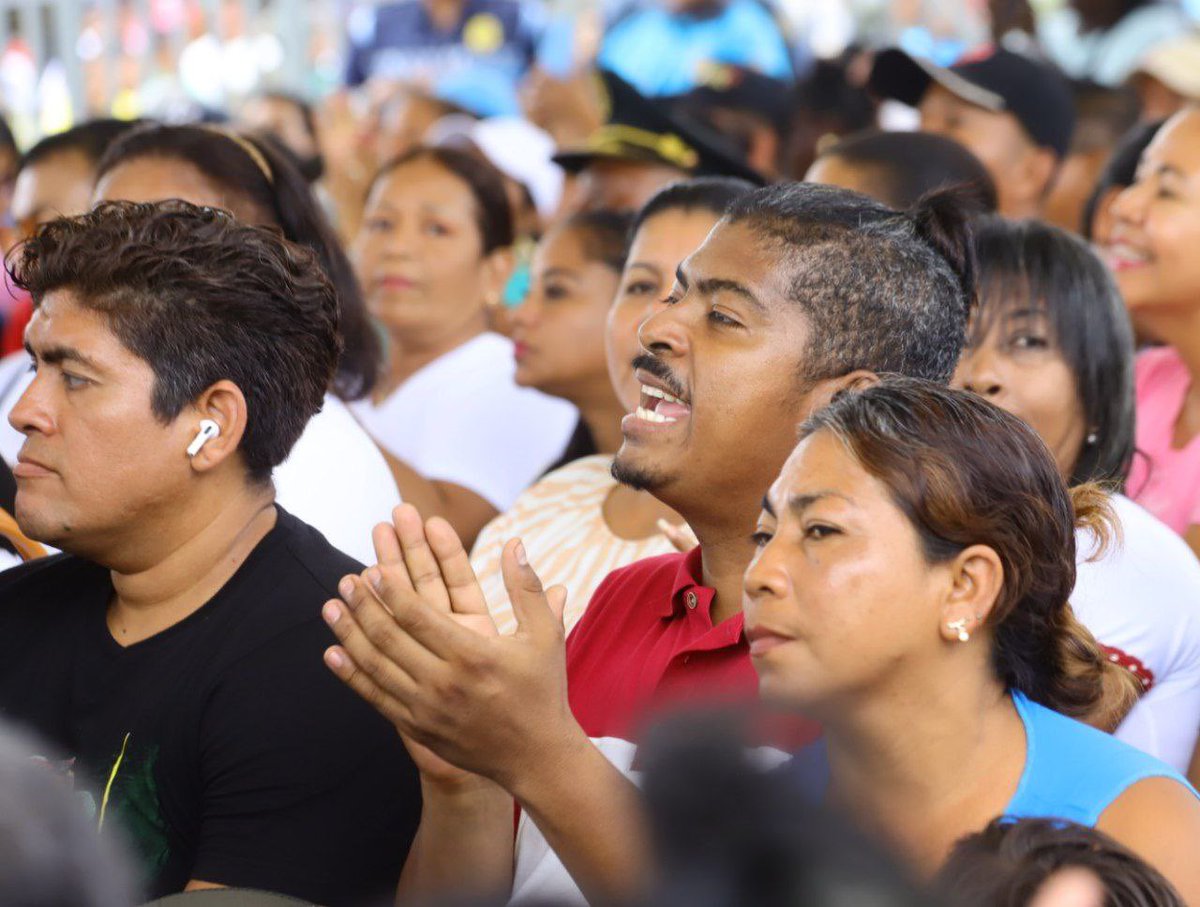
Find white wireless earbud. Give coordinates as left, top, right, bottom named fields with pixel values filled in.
left=186, top=419, right=221, bottom=458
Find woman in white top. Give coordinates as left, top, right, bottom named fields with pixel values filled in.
left=350, top=146, right=576, bottom=547
left=471, top=178, right=755, bottom=633
left=954, top=216, right=1200, bottom=777
left=88, top=124, right=400, bottom=565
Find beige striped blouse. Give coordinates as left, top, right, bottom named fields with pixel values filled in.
left=470, top=455, right=678, bottom=636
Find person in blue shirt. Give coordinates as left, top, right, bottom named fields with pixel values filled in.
left=598, top=0, right=793, bottom=97
left=749, top=376, right=1200, bottom=899
left=344, top=0, right=545, bottom=117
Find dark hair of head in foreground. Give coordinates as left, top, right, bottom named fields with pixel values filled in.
left=95, top=122, right=378, bottom=401
left=0, top=719, right=139, bottom=907
left=1081, top=119, right=1164, bottom=240
left=9, top=200, right=340, bottom=483
left=816, top=129, right=999, bottom=213
left=935, top=817, right=1184, bottom=907
left=800, top=378, right=1141, bottom=730
left=632, top=176, right=758, bottom=235
left=369, top=145, right=515, bottom=254
left=724, top=183, right=976, bottom=385
left=971, top=216, right=1136, bottom=487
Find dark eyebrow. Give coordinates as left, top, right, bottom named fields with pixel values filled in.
left=25, top=342, right=102, bottom=372
left=761, top=494, right=775, bottom=517
left=674, top=263, right=689, bottom=290
left=695, top=276, right=767, bottom=315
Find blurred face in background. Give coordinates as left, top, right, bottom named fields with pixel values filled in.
left=606, top=208, right=721, bottom=411
left=10, top=150, right=96, bottom=242
left=1104, top=109, right=1200, bottom=329
left=510, top=222, right=623, bottom=403
left=919, top=85, right=1054, bottom=218
left=353, top=155, right=504, bottom=351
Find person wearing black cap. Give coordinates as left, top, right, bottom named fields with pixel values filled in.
left=554, top=68, right=765, bottom=217
left=869, top=47, right=1076, bottom=218
left=669, top=62, right=792, bottom=179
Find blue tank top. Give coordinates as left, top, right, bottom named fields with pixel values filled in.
left=1005, top=690, right=1196, bottom=825
left=781, top=691, right=1197, bottom=826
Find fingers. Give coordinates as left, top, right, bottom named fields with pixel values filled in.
left=394, top=504, right=452, bottom=613
left=500, top=539, right=558, bottom=638
left=372, top=520, right=405, bottom=568
left=323, top=643, right=414, bottom=730
left=426, top=516, right=494, bottom=627
left=327, top=575, right=442, bottom=681
left=362, top=567, right=491, bottom=664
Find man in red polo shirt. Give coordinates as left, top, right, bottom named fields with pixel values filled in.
left=322, top=181, right=976, bottom=903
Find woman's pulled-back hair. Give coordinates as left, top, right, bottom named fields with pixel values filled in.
left=95, top=123, right=380, bottom=402
left=972, top=217, right=1136, bottom=487
left=725, top=183, right=977, bottom=384
left=935, top=817, right=1185, bottom=907
left=369, top=145, right=515, bottom=254
left=559, top=209, right=636, bottom=275
left=632, top=176, right=758, bottom=235
left=800, top=378, right=1140, bottom=731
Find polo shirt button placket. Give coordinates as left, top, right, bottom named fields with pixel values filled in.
left=685, top=591, right=698, bottom=610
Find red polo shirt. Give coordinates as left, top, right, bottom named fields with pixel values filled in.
left=565, top=547, right=758, bottom=741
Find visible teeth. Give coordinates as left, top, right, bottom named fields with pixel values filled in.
left=636, top=406, right=677, bottom=425
left=641, top=384, right=684, bottom=405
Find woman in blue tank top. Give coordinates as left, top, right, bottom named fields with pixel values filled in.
left=747, top=380, right=1200, bottom=901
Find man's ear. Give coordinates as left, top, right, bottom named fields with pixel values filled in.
left=803, top=370, right=878, bottom=414
left=184, top=380, right=249, bottom=474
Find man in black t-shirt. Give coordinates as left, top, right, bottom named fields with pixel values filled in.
left=0, top=201, right=420, bottom=905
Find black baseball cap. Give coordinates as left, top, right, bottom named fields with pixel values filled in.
left=869, top=47, right=1075, bottom=159
left=670, top=62, right=793, bottom=136
left=552, top=69, right=766, bottom=185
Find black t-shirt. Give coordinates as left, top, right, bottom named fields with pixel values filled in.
left=0, top=508, right=421, bottom=906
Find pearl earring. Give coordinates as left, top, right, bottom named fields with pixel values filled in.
left=947, top=619, right=970, bottom=643
left=1086, top=431, right=1098, bottom=445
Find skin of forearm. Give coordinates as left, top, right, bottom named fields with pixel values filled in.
left=396, top=777, right=515, bottom=905
left=505, top=731, right=652, bottom=905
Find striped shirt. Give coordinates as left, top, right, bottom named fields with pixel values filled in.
left=470, top=455, right=677, bottom=636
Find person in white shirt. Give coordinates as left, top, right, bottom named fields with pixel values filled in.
left=954, top=216, right=1200, bottom=777
left=349, top=145, right=576, bottom=547
left=89, top=123, right=400, bottom=565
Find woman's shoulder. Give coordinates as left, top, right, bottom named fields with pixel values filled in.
left=1009, top=693, right=1196, bottom=826
left=470, top=456, right=615, bottom=553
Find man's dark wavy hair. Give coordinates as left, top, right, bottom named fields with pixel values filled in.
left=8, top=199, right=340, bottom=483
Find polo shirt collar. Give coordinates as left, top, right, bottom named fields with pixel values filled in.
left=662, top=545, right=717, bottom=619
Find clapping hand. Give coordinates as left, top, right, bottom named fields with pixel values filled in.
left=321, top=505, right=579, bottom=792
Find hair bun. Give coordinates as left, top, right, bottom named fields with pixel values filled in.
left=908, top=187, right=980, bottom=308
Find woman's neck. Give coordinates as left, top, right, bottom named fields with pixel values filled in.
left=375, top=317, right=488, bottom=402
left=1145, top=310, right=1200, bottom=446
left=573, top=382, right=628, bottom=456
left=820, top=667, right=1024, bottom=873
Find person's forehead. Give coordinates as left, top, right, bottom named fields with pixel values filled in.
left=630, top=209, right=720, bottom=261
left=684, top=218, right=799, bottom=307
left=1144, top=110, right=1200, bottom=172
left=27, top=291, right=120, bottom=354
